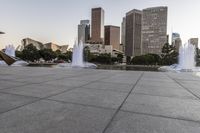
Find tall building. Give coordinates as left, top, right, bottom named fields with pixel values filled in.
left=142, top=6, right=168, bottom=55
left=78, top=20, right=90, bottom=43
left=189, top=38, right=198, bottom=48
left=172, top=33, right=180, bottom=44
left=121, top=17, right=126, bottom=52
left=104, top=25, right=120, bottom=51
left=125, top=9, right=142, bottom=57
left=172, top=33, right=182, bottom=52
left=90, top=7, right=104, bottom=44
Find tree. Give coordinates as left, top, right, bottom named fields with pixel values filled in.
left=117, top=54, right=123, bottom=63
left=15, top=51, right=23, bottom=59
left=84, top=46, right=90, bottom=62
left=161, top=43, right=178, bottom=65
left=39, top=49, right=56, bottom=61
left=21, top=44, right=40, bottom=62
left=131, top=54, right=160, bottom=65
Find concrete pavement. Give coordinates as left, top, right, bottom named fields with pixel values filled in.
left=0, top=67, right=200, bottom=133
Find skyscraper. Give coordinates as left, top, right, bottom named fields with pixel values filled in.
left=142, top=6, right=168, bottom=55
left=90, top=7, right=104, bottom=44
left=172, top=33, right=180, bottom=44
left=121, top=17, right=126, bottom=52
left=172, top=33, right=182, bottom=52
left=78, top=20, right=90, bottom=43
left=104, top=25, right=120, bottom=50
left=125, top=9, right=142, bottom=57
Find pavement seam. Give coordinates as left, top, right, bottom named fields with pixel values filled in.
left=102, top=72, right=144, bottom=133
left=46, top=99, right=116, bottom=111
left=120, top=110, right=200, bottom=124
left=0, top=71, right=108, bottom=91
left=134, top=92, right=198, bottom=100
left=165, top=73, right=200, bottom=100
left=0, top=73, right=117, bottom=115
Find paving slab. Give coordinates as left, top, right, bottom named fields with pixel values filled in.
left=122, top=93, right=200, bottom=122
left=49, top=87, right=127, bottom=109
left=0, top=83, right=73, bottom=98
left=105, top=111, right=200, bottom=133
left=0, top=100, right=115, bottom=133
left=134, top=84, right=197, bottom=100
left=83, top=81, right=133, bottom=92
left=0, top=93, right=38, bottom=113
left=0, top=80, right=27, bottom=90
left=44, top=78, right=90, bottom=87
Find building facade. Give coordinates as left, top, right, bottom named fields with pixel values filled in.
left=21, top=38, right=44, bottom=50
left=142, top=6, right=168, bottom=55
left=172, top=33, right=182, bottom=52
left=189, top=38, right=198, bottom=48
left=121, top=17, right=126, bottom=52
left=20, top=38, right=68, bottom=53
left=125, top=9, right=142, bottom=57
left=78, top=20, right=90, bottom=43
left=90, top=7, right=104, bottom=44
left=104, top=25, right=120, bottom=51
left=44, top=43, right=68, bottom=53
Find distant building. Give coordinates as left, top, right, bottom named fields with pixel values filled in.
left=141, top=6, right=168, bottom=55
left=172, top=33, right=182, bottom=52
left=104, top=25, right=121, bottom=51
left=172, top=33, right=180, bottom=44
left=21, top=38, right=44, bottom=50
left=121, top=17, right=126, bottom=52
left=125, top=9, right=142, bottom=57
left=173, top=39, right=182, bottom=52
left=20, top=38, right=68, bottom=53
left=89, top=7, right=104, bottom=44
left=78, top=20, right=90, bottom=43
left=44, top=43, right=68, bottom=53
left=189, top=38, right=198, bottom=48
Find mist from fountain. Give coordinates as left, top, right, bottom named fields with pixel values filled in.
left=71, top=41, right=84, bottom=67
left=178, top=43, right=196, bottom=71
left=58, top=41, right=97, bottom=68
left=159, top=42, right=199, bottom=72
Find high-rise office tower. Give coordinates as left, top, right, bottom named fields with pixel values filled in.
left=90, top=7, right=104, bottom=44
left=172, top=33, right=180, bottom=44
left=125, top=9, right=142, bottom=57
left=142, top=6, right=168, bottom=55
left=104, top=25, right=120, bottom=50
left=172, top=33, right=182, bottom=52
left=121, top=17, right=126, bottom=52
left=78, top=20, right=90, bottom=43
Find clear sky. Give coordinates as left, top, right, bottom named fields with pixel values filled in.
left=0, top=0, right=200, bottom=49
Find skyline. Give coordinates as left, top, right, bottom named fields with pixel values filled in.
left=0, top=0, right=200, bottom=49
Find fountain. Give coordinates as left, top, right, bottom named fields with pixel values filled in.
left=71, top=41, right=84, bottom=67
left=159, top=42, right=200, bottom=72
left=58, top=41, right=97, bottom=68
left=177, top=43, right=196, bottom=71
left=0, top=45, right=28, bottom=66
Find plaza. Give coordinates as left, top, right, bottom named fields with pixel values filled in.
left=0, top=67, right=200, bottom=133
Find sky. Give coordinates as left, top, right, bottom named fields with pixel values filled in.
left=0, top=0, right=200, bottom=49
